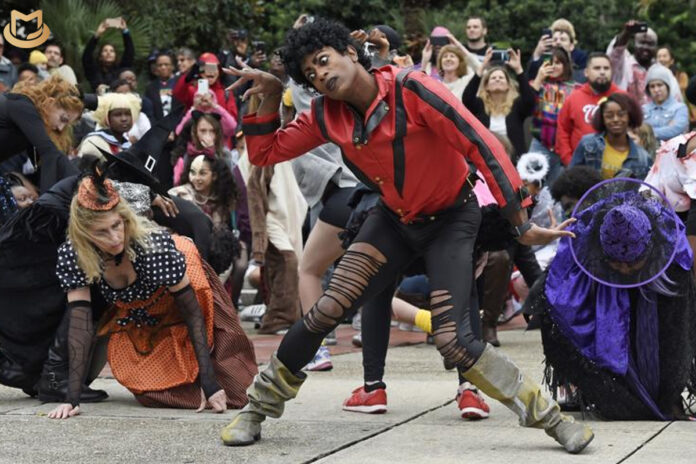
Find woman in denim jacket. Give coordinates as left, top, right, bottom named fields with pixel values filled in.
left=570, top=93, right=651, bottom=179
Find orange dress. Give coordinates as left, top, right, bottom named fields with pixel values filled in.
left=57, top=231, right=257, bottom=408
left=98, top=236, right=215, bottom=393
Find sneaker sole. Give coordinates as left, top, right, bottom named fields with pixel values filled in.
left=342, top=404, right=387, bottom=414
left=305, top=361, right=333, bottom=371
left=460, top=407, right=490, bottom=420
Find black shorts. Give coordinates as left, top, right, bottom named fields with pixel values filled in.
left=318, top=184, right=356, bottom=228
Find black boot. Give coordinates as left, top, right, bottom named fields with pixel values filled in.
left=37, top=313, right=108, bottom=404
left=0, top=348, right=38, bottom=396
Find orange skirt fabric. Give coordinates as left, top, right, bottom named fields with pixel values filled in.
left=98, top=235, right=254, bottom=398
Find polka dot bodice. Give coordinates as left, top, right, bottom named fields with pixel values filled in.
left=56, top=231, right=187, bottom=303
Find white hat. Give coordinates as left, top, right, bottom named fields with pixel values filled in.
left=516, top=152, right=549, bottom=183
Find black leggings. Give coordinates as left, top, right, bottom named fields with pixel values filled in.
left=277, top=199, right=485, bottom=373
left=360, top=274, right=482, bottom=383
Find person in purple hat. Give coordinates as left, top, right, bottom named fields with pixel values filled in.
left=527, top=178, right=696, bottom=420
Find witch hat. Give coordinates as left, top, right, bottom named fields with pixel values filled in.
left=96, top=107, right=185, bottom=197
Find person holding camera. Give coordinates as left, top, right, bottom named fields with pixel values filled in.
left=173, top=52, right=239, bottom=123
left=529, top=47, right=581, bottom=184
left=607, top=19, right=681, bottom=106
left=416, top=26, right=453, bottom=80
left=81, top=17, right=135, bottom=93
left=462, top=48, right=536, bottom=162
left=528, top=20, right=587, bottom=83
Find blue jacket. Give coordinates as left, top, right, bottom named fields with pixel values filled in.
left=642, top=97, right=689, bottom=141
left=570, top=132, right=651, bottom=179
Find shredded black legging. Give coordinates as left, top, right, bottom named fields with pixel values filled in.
left=277, top=199, right=486, bottom=374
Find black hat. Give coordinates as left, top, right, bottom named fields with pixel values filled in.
left=99, top=107, right=185, bottom=197
left=375, top=25, right=402, bottom=51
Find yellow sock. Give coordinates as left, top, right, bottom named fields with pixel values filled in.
left=414, top=309, right=432, bottom=334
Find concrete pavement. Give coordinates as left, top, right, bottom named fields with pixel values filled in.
left=1, top=328, right=694, bottom=464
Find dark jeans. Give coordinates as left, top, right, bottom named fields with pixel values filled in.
left=277, top=198, right=485, bottom=373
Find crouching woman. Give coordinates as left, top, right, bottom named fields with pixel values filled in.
left=48, top=175, right=256, bottom=419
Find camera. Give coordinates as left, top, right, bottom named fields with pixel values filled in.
left=491, top=50, right=509, bottom=63
left=363, top=41, right=378, bottom=57
left=252, top=40, right=266, bottom=54
left=82, top=93, right=99, bottom=111
left=430, top=36, right=449, bottom=47
left=627, top=22, right=648, bottom=33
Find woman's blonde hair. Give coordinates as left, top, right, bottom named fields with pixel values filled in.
left=13, top=76, right=83, bottom=152
left=67, top=190, right=159, bottom=283
left=437, top=45, right=468, bottom=78
left=477, top=65, right=519, bottom=116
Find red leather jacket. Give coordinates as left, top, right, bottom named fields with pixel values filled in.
left=244, top=66, right=529, bottom=224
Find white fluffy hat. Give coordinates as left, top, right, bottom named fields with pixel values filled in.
left=516, top=152, right=549, bottom=183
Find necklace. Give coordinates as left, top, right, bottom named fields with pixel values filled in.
left=102, top=250, right=125, bottom=266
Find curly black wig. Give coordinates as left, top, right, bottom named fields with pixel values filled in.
left=181, top=155, right=239, bottom=216
left=281, top=18, right=372, bottom=89
left=550, top=166, right=602, bottom=203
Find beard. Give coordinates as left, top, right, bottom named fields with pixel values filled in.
left=590, top=79, right=611, bottom=94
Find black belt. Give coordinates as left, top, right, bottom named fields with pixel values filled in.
left=395, top=172, right=478, bottom=224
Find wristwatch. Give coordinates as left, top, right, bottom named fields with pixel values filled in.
left=511, top=220, right=533, bottom=238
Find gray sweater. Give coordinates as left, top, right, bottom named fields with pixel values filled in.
left=288, top=80, right=358, bottom=208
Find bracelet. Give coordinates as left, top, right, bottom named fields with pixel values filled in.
left=511, top=220, right=532, bottom=238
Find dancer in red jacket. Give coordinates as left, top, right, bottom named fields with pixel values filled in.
left=220, top=18, right=594, bottom=455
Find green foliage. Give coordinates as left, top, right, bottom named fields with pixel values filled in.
left=5, top=0, right=693, bottom=81
left=40, top=0, right=152, bottom=89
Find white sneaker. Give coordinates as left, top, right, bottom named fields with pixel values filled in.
left=303, top=345, right=333, bottom=371
left=352, top=332, right=362, bottom=347
left=239, top=304, right=266, bottom=322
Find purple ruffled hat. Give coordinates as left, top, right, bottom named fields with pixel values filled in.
left=569, top=178, right=680, bottom=288
left=599, top=204, right=652, bottom=263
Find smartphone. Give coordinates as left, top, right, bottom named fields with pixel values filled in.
left=491, top=50, right=510, bottom=62
left=430, top=36, right=449, bottom=47
left=252, top=41, right=266, bottom=54
left=197, top=78, right=209, bottom=95
left=627, top=21, right=648, bottom=33
left=364, top=42, right=378, bottom=56
left=203, top=63, right=217, bottom=74
left=105, top=17, right=122, bottom=28
left=542, top=52, right=553, bottom=63
left=542, top=28, right=552, bottom=38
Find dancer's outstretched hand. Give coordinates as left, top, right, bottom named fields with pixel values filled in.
left=517, top=218, right=576, bottom=246
left=223, top=58, right=283, bottom=102
left=196, top=389, right=228, bottom=413
left=48, top=403, right=80, bottom=419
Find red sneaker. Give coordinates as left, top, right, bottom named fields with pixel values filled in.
left=342, top=386, right=387, bottom=414
left=457, top=386, right=490, bottom=420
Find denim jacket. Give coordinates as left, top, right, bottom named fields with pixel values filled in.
left=570, top=132, right=651, bottom=179
left=642, top=97, right=689, bottom=141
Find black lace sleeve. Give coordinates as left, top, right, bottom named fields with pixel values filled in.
left=66, top=300, right=95, bottom=407
left=171, top=285, right=221, bottom=398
